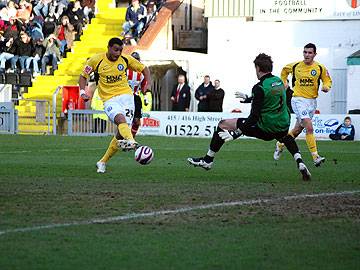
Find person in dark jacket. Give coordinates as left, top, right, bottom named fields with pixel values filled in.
left=65, top=0, right=84, bottom=40
left=11, top=31, right=33, bottom=72
left=329, top=116, right=355, bottom=141
left=25, top=37, right=45, bottom=75
left=122, top=0, right=147, bottom=39
left=170, top=74, right=191, bottom=111
left=207, top=79, right=225, bottom=112
left=3, top=17, right=21, bottom=40
left=195, top=75, right=214, bottom=112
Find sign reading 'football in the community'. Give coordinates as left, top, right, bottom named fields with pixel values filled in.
left=254, top=0, right=360, bottom=21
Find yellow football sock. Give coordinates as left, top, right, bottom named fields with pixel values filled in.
left=100, top=137, right=119, bottom=163
left=118, top=123, right=135, bottom=141
left=305, top=133, right=318, bottom=159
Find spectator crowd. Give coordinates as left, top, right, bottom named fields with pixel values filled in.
left=0, top=0, right=95, bottom=77
left=171, top=74, right=225, bottom=112
left=121, top=0, right=164, bottom=43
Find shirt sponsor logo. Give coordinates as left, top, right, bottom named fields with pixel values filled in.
left=118, top=64, right=124, bottom=71
left=271, top=81, right=283, bottom=87
left=299, top=78, right=314, bottom=86
left=106, top=75, right=122, bottom=83
left=107, top=106, right=112, bottom=112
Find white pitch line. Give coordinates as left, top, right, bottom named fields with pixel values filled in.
left=0, top=148, right=104, bottom=154
left=0, top=190, right=359, bottom=236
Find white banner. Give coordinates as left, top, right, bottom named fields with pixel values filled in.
left=254, top=0, right=360, bottom=21
left=139, top=112, right=240, bottom=138
left=139, top=112, right=360, bottom=140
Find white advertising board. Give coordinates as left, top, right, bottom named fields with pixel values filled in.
left=254, top=0, right=360, bottom=21
left=138, top=112, right=360, bottom=140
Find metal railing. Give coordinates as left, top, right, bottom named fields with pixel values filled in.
left=0, top=84, right=12, bottom=103
left=14, top=98, right=51, bottom=134
left=204, top=0, right=254, bottom=17
left=68, top=109, right=116, bottom=136
left=52, top=86, right=62, bottom=135
left=0, top=102, right=17, bottom=134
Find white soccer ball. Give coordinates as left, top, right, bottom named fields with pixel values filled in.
left=134, top=146, right=154, bottom=165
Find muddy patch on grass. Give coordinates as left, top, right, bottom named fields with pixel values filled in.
left=128, top=194, right=360, bottom=226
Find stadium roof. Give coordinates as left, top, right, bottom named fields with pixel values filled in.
left=347, top=50, right=360, bottom=65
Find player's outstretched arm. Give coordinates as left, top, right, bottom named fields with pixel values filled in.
left=79, top=75, right=91, bottom=101
left=321, top=65, right=332, bottom=92
left=141, top=66, right=152, bottom=93
left=235, top=91, right=252, bottom=103
left=280, top=63, right=293, bottom=88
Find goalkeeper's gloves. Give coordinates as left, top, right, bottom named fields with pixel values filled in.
left=218, top=129, right=242, bottom=142
left=235, top=91, right=252, bottom=103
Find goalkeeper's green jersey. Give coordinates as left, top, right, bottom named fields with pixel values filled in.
left=257, top=75, right=290, bottom=133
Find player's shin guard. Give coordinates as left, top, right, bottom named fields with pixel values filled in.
left=305, top=133, right=319, bottom=159
left=100, top=136, right=119, bottom=163
left=118, top=123, right=135, bottom=142
left=209, top=126, right=226, bottom=153
left=277, top=130, right=296, bottom=150
left=281, top=134, right=303, bottom=163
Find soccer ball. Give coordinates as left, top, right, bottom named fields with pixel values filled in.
left=134, top=146, right=154, bottom=165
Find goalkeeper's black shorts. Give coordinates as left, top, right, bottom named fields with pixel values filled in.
left=236, top=118, right=289, bottom=141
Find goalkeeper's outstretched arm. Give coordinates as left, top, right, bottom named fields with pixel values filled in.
left=235, top=91, right=253, bottom=103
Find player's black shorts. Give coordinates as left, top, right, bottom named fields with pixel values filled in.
left=134, top=94, right=142, bottom=119
left=236, top=118, right=288, bottom=141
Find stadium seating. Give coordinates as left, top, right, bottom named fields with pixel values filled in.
left=16, top=0, right=125, bottom=134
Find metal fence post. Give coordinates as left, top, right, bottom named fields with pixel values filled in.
left=52, top=86, right=62, bottom=135
left=68, top=110, right=73, bottom=135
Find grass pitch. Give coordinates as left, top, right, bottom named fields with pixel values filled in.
left=0, top=135, right=359, bottom=269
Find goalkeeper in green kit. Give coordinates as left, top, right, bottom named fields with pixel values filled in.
left=188, top=53, right=311, bottom=181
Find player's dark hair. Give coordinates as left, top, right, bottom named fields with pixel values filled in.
left=304, top=43, right=317, bottom=53
left=108, top=37, right=123, bottom=47
left=253, top=53, right=273, bottom=73
left=344, top=116, right=351, bottom=121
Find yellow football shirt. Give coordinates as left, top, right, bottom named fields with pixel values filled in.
left=81, top=53, right=145, bottom=102
left=281, top=61, right=332, bottom=99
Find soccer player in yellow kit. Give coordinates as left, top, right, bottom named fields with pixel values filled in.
left=79, top=37, right=151, bottom=173
left=274, top=43, right=332, bottom=166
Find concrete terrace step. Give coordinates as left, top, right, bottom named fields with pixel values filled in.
left=18, top=117, right=55, bottom=125
left=16, top=6, right=128, bottom=134
left=91, top=18, right=123, bottom=25
left=17, top=124, right=53, bottom=133
left=85, top=23, right=122, bottom=31
left=96, top=11, right=126, bottom=19
left=16, top=106, right=61, bottom=114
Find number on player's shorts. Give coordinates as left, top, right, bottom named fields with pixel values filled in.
left=125, top=109, right=134, bottom=118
